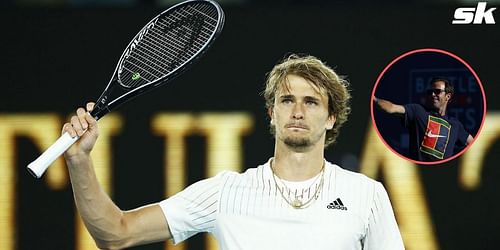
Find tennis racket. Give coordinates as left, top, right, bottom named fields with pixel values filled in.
left=27, top=0, right=225, bottom=178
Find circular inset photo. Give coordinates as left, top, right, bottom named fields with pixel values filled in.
left=371, top=48, right=486, bottom=165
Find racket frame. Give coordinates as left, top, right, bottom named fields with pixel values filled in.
left=27, top=0, right=225, bottom=178
left=92, top=0, right=225, bottom=120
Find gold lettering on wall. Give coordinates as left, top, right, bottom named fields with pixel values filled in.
left=1, top=111, right=498, bottom=250
left=152, top=114, right=197, bottom=250
left=76, top=115, right=122, bottom=250
left=0, top=114, right=67, bottom=250
left=196, top=113, right=254, bottom=177
left=197, top=113, right=253, bottom=250
left=359, top=125, right=438, bottom=250
left=459, top=113, right=500, bottom=190
left=152, top=112, right=253, bottom=250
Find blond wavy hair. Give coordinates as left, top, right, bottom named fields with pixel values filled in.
left=263, top=54, right=351, bottom=147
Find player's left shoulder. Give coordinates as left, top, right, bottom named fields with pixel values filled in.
left=326, top=161, right=383, bottom=197
left=328, top=162, right=378, bottom=184
left=447, top=116, right=466, bottom=128
left=324, top=162, right=387, bottom=220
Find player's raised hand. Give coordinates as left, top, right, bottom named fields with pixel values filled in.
left=63, top=102, right=99, bottom=160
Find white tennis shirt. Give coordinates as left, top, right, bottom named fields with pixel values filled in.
left=159, top=159, right=404, bottom=250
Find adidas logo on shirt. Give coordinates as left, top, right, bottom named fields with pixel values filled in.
left=327, top=198, right=347, bottom=210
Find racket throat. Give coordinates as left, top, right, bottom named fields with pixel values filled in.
left=90, top=105, right=110, bottom=120
left=92, top=91, right=112, bottom=120
left=92, top=82, right=117, bottom=120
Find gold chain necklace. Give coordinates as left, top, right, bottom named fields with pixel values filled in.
left=270, top=159, right=325, bottom=209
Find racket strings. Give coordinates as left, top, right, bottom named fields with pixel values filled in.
left=153, top=21, right=211, bottom=52
left=139, top=4, right=217, bottom=65
left=147, top=7, right=215, bottom=66
left=119, top=2, right=220, bottom=89
left=146, top=4, right=216, bottom=63
left=121, top=18, right=214, bottom=86
left=163, top=7, right=216, bottom=38
left=142, top=26, right=203, bottom=65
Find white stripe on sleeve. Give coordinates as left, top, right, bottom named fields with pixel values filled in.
left=363, top=182, right=405, bottom=250
left=159, top=171, right=230, bottom=244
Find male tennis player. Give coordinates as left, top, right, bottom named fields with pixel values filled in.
left=374, top=78, right=473, bottom=161
left=64, top=54, right=404, bottom=249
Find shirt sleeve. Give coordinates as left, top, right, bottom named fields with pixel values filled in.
left=456, top=120, right=470, bottom=146
left=363, top=182, right=405, bottom=250
left=159, top=172, right=228, bottom=244
left=402, top=103, right=419, bottom=128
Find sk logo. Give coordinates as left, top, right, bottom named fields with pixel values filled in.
left=452, top=2, right=496, bottom=24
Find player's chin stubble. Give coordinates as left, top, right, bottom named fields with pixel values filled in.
left=283, top=136, right=311, bottom=148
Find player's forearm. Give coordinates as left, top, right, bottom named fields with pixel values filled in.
left=374, top=97, right=394, bottom=112
left=66, top=154, right=130, bottom=249
left=374, top=97, right=405, bottom=114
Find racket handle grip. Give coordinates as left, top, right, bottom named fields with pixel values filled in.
left=27, top=132, right=79, bottom=178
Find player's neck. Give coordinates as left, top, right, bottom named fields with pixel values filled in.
left=272, top=141, right=325, bottom=182
left=430, top=105, right=447, bottom=117
left=438, top=105, right=447, bottom=116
